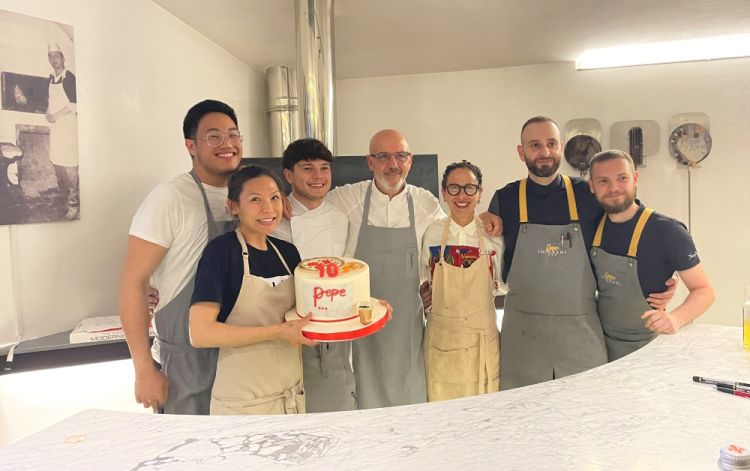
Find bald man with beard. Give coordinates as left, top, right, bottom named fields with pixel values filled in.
left=326, top=129, right=445, bottom=409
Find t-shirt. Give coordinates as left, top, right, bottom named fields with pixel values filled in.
left=595, top=203, right=700, bottom=297
left=191, top=232, right=301, bottom=323
left=129, top=172, right=233, bottom=312
left=488, top=174, right=602, bottom=282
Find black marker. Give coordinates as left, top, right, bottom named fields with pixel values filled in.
left=693, top=376, right=750, bottom=390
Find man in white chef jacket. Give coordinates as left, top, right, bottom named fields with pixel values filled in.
left=273, top=138, right=354, bottom=412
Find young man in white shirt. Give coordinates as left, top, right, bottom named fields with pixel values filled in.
left=273, top=138, right=355, bottom=412
left=119, top=100, right=242, bottom=414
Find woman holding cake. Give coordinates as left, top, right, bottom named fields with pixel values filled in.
left=420, top=160, right=504, bottom=402
left=188, top=165, right=317, bottom=415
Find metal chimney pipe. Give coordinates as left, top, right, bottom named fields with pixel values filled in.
left=265, top=66, right=299, bottom=157
left=294, top=0, right=335, bottom=153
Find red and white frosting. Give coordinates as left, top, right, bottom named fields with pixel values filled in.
left=294, top=257, right=371, bottom=322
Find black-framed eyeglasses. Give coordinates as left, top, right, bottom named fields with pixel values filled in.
left=369, top=151, right=412, bottom=163
left=194, top=131, right=243, bottom=148
left=445, top=183, right=481, bottom=196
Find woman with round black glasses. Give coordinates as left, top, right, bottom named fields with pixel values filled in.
left=420, top=160, right=504, bottom=402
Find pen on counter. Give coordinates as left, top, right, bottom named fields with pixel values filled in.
left=693, top=376, right=750, bottom=390
left=716, top=386, right=750, bottom=399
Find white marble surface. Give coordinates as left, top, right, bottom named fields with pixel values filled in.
left=1, top=324, right=749, bottom=470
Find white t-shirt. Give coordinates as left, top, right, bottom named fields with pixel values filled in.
left=325, top=181, right=445, bottom=257
left=129, top=172, right=232, bottom=312
left=420, top=215, right=506, bottom=296
left=274, top=193, right=348, bottom=259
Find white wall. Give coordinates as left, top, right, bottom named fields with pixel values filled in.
left=336, top=59, right=750, bottom=327
left=0, top=0, right=269, bottom=349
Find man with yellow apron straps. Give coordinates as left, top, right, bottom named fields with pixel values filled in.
left=591, top=209, right=657, bottom=360
left=425, top=219, right=500, bottom=400
left=274, top=138, right=356, bottom=412
left=588, top=150, right=714, bottom=362
left=500, top=175, right=607, bottom=388
left=210, top=230, right=304, bottom=415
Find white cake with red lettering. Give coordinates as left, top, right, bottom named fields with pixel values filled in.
left=294, top=257, right=371, bottom=322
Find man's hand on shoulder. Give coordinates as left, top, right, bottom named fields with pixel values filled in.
left=479, top=211, right=503, bottom=237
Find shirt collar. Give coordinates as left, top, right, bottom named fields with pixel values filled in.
left=51, top=69, right=68, bottom=82
left=448, top=214, right=479, bottom=234
left=289, top=192, right=329, bottom=217
left=371, top=180, right=408, bottom=202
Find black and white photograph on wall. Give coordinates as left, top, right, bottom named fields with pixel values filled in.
left=0, top=9, right=79, bottom=225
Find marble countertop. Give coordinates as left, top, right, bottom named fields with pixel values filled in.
left=1, top=323, right=748, bottom=470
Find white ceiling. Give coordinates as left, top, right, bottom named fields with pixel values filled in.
left=154, top=0, right=750, bottom=79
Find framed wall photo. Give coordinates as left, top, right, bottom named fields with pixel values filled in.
left=0, top=9, right=79, bottom=224
left=1, top=72, right=49, bottom=114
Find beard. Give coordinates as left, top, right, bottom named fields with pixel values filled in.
left=524, top=155, right=560, bottom=178
left=599, top=192, right=636, bottom=214
left=374, top=171, right=406, bottom=194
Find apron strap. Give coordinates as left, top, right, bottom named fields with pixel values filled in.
left=438, top=220, right=452, bottom=308
left=519, top=179, right=529, bottom=223
left=234, top=230, right=295, bottom=277
left=591, top=208, right=654, bottom=257
left=189, top=170, right=221, bottom=240
left=234, top=230, right=251, bottom=276
left=627, top=208, right=654, bottom=258
left=561, top=175, right=579, bottom=222
left=592, top=213, right=607, bottom=248
left=518, top=175, right=579, bottom=223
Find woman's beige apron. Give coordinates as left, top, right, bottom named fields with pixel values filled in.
left=425, top=218, right=500, bottom=401
left=210, top=230, right=305, bottom=415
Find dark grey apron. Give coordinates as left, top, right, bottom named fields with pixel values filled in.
left=591, top=208, right=656, bottom=362
left=352, top=183, right=426, bottom=408
left=500, top=176, right=606, bottom=390
left=153, top=170, right=234, bottom=415
left=303, top=342, right=356, bottom=412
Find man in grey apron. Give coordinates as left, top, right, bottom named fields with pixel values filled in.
left=588, top=150, right=714, bottom=361
left=120, top=100, right=242, bottom=414
left=326, top=129, right=444, bottom=409
left=274, top=138, right=356, bottom=412
left=489, top=116, right=608, bottom=389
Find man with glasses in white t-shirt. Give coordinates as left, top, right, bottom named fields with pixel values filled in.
left=119, top=100, right=242, bottom=415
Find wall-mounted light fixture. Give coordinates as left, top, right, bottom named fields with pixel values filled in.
left=575, top=33, right=750, bottom=70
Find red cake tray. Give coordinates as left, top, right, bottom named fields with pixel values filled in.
left=284, top=297, right=389, bottom=342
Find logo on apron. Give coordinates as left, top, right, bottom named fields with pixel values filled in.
left=537, top=243, right=567, bottom=257
left=601, top=272, right=622, bottom=286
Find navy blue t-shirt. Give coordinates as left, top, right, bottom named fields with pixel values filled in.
left=595, top=203, right=700, bottom=297
left=488, top=175, right=603, bottom=282
left=190, top=231, right=301, bottom=323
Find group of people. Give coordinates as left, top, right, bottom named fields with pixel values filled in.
left=118, top=100, right=715, bottom=416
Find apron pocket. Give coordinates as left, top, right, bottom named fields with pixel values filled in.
left=427, top=327, right=480, bottom=384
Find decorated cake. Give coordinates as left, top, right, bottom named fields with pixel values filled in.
left=294, top=257, right=371, bottom=323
